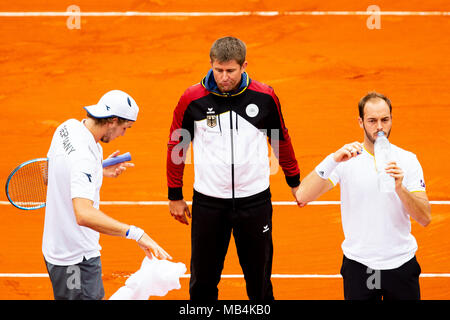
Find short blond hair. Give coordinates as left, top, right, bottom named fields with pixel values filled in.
left=210, top=36, right=247, bottom=65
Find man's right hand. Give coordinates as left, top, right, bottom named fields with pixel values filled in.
left=169, top=200, right=191, bottom=225
left=137, top=233, right=172, bottom=260
left=333, top=142, right=363, bottom=162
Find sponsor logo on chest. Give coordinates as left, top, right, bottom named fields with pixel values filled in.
left=246, top=103, right=259, bottom=118
left=206, top=107, right=218, bottom=128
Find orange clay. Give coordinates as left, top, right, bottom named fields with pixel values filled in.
left=0, top=0, right=449, bottom=299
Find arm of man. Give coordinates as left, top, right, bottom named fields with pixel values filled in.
left=167, top=88, right=198, bottom=225
left=386, top=161, right=431, bottom=227
left=265, top=90, right=300, bottom=198
left=296, top=170, right=334, bottom=204
left=396, top=189, right=431, bottom=227
left=296, top=142, right=363, bottom=205
left=72, top=198, right=172, bottom=260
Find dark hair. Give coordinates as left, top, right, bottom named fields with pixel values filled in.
left=86, top=112, right=129, bottom=125
left=358, top=91, right=392, bottom=118
left=209, top=36, right=247, bottom=65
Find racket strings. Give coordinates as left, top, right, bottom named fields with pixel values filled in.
left=8, top=160, right=47, bottom=209
left=39, top=161, right=48, bottom=185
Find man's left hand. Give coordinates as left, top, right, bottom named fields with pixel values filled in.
left=103, top=150, right=135, bottom=178
left=385, top=161, right=404, bottom=191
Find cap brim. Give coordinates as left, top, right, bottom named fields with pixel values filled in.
left=84, top=105, right=113, bottom=119
left=84, top=104, right=137, bottom=121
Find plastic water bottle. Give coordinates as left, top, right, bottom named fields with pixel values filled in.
left=374, top=131, right=395, bottom=193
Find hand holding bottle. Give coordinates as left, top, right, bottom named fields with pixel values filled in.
left=374, top=131, right=395, bottom=192
left=385, top=161, right=404, bottom=191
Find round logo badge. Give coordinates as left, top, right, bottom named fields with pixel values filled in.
left=246, top=104, right=259, bottom=118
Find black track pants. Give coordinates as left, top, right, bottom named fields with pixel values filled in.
left=189, top=189, right=274, bottom=301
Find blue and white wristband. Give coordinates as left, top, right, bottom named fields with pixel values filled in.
left=126, top=225, right=145, bottom=241
left=315, top=153, right=338, bottom=180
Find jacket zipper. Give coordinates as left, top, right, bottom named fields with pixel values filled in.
left=228, top=100, right=236, bottom=211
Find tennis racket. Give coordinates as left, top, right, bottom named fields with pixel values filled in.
left=5, top=152, right=132, bottom=210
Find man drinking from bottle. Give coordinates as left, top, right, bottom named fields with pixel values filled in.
left=295, top=91, right=431, bottom=300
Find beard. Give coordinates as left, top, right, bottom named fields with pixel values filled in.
left=100, top=128, right=114, bottom=143
left=364, top=126, right=391, bottom=144
left=217, top=81, right=238, bottom=93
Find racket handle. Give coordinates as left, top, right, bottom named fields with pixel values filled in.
left=103, top=152, right=132, bottom=168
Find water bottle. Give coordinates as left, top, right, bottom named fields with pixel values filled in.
left=374, top=131, right=395, bottom=193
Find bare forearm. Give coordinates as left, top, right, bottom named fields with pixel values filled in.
left=396, top=187, right=431, bottom=227
left=73, top=200, right=129, bottom=236
left=72, top=199, right=172, bottom=260
left=297, top=170, right=333, bottom=203
left=82, top=207, right=129, bottom=236
left=296, top=142, right=362, bottom=205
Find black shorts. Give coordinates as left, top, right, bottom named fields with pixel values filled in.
left=340, top=255, right=421, bottom=300
left=44, top=256, right=105, bottom=300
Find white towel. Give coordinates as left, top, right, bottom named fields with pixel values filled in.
left=109, top=256, right=187, bottom=300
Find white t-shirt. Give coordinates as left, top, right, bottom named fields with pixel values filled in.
left=328, top=144, right=426, bottom=270
left=42, top=119, right=103, bottom=265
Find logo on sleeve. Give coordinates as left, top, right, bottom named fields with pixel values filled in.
left=420, top=179, right=426, bottom=188
left=83, top=172, right=92, bottom=183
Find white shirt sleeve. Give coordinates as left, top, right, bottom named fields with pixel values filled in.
left=70, top=157, right=97, bottom=201
left=403, top=154, right=426, bottom=192
left=328, top=163, right=341, bottom=187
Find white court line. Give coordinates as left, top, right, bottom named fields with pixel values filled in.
left=98, top=201, right=343, bottom=206
left=0, top=273, right=450, bottom=278
left=1, top=201, right=450, bottom=205
left=98, top=201, right=450, bottom=206
left=0, top=11, right=449, bottom=17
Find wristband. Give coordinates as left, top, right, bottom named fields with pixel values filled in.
left=315, top=153, right=338, bottom=180
left=126, top=225, right=145, bottom=241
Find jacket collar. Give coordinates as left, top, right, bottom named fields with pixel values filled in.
left=201, top=69, right=250, bottom=97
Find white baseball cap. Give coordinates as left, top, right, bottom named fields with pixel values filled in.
left=84, top=90, right=139, bottom=121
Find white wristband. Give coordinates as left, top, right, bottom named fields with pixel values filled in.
left=126, top=225, right=145, bottom=241
left=315, top=153, right=339, bottom=180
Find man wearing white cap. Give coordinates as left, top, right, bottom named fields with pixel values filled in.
left=42, top=90, right=172, bottom=300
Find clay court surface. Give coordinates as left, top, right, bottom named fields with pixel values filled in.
left=1, top=0, right=449, bottom=300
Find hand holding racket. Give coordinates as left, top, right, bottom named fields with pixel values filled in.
left=5, top=152, right=132, bottom=210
